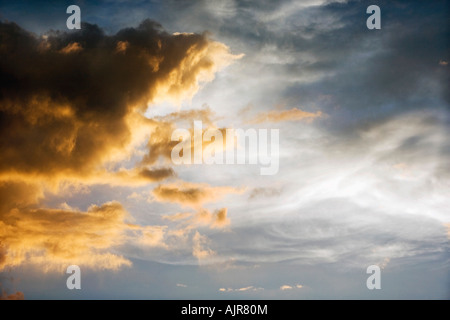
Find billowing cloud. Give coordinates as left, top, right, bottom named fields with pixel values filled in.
left=0, top=19, right=242, bottom=271
left=0, top=200, right=132, bottom=271
left=0, top=180, right=181, bottom=271
left=0, top=19, right=240, bottom=182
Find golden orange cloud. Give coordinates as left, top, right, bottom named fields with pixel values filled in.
left=0, top=180, right=180, bottom=271
left=137, top=225, right=168, bottom=248
left=194, top=208, right=230, bottom=229
left=0, top=20, right=242, bottom=271
left=0, top=200, right=132, bottom=271
left=0, top=290, right=24, bottom=300
left=0, top=20, right=240, bottom=184
left=162, top=207, right=230, bottom=231
left=141, top=107, right=229, bottom=166
left=59, top=42, right=82, bottom=54
left=249, top=107, right=323, bottom=124
left=152, top=181, right=242, bottom=208
left=115, top=40, right=129, bottom=53
left=162, top=212, right=192, bottom=221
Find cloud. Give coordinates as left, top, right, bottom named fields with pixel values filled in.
left=59, top=42, right=82, bottom=54
left=280, top=284, right=303, bottom=290
left=219, top=286, right=264, bottom=292
left=0, top=20, right=240, bottom=182
left=0, top=290, right=24, bottom=300
left=0, top=19, right=242, bottom=271
left=248, top=187, right=281, bottom=200
left=141, top=107, right=228, bottom=166
left=176, top=283, right=187, bottom=287
left=0, top=245, right=6, bottom=267
left=0, top=199, right=133, bottom=271
left=137, top=225, right=168, bottom=248
left=162, top=212, right=192, bottom=221
left=162, top=208, right=230, bottom=231
left=152, top=181, right=242, bottom=208
left=137, top=168, right=175, bottom=181
left=280, top=285, right=293, bottom=290
left=108, top=167, right=176, bottom=185
left=0, top=180, right=179, bottom=271
left=248, top=107, right=323, bottom=124
left=194, top=208, right=230, bottom=229
left=203, top=109, right=450, bottom=268
left=192, top=231, right=215, bottom=260
left=0, top=180, right=44, bottom=214
left=236, top=286, right=256, bottom=292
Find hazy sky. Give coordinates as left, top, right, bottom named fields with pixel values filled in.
left=0, top=0, right=449, bottom=299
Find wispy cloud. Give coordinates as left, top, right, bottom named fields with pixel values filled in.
left=248, top=108, right=323, bottom=124
left=219, top=286, right=264, bottom=292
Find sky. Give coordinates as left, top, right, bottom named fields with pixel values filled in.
left=0, top=0, right=449, bottom=299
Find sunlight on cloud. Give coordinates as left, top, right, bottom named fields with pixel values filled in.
left=0, top=19, right=243, bottom=271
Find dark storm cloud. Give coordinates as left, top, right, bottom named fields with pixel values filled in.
left=0, top=19, right=230, bottom=179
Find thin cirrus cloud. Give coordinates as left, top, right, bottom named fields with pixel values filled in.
left=219, top=286, right=264, bottom=292
left=248, top=107, right=323, bottom=124
left=192, top=231, right=216, bottom=261
left=162, top=208, right=230, bottom=230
